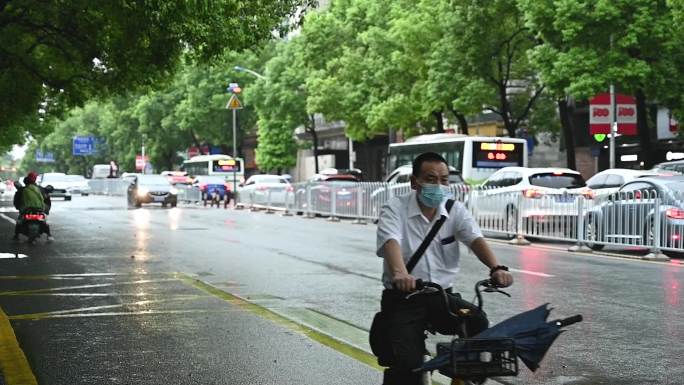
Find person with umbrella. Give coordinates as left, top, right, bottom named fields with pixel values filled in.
left=374, top=152, right=513, bottom=385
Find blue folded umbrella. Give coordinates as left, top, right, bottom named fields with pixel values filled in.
left=420, top=303, right=577, bottom=373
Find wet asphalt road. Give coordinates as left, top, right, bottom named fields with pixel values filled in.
left=0, top=195, right=683, bottom=385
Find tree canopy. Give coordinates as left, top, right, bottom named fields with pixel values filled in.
left=0, top=0, right=314, bottom=152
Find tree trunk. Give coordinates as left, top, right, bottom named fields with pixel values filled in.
left=635, top=89, right=654, bottom=169
left=308, top=114, right=319, bottom=174
left=189, top=129, right=205, bottom=154
left=432, top=111, right=445, bottom=133
left=558, top=98, right=577, bottom=170
left=449, top=108, right=469, bottom=135
left=498, top=83, right=516, bottom=137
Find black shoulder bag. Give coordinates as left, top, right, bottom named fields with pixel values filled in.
left=370, top=199, right=455, bottom=365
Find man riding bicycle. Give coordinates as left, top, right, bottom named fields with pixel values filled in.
left=375, top=152, right=513, bottom=385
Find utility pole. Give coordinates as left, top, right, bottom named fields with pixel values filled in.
left=226, top=83, right=243, bottom=194
left=609, top=34, right=616, bottom=169
left=141, top=134, right=146, bottom=174
left=348, top=137, right=354, bottom=169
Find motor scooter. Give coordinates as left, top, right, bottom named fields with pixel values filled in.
left=18, top=209, right=49, bottom=243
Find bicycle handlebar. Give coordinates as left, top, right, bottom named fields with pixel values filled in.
left=412, top=278, right=509, bottom=311
left=555, top=314, right=583, bottom=327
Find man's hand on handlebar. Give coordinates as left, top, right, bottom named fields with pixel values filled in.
left=392, top=272, right=416, bottom=292
left=491, top=270, right=513, bottom=287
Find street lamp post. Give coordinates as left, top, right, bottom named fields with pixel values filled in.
left=234, top=66, right=265, bottom=79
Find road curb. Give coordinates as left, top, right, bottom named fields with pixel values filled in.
left=0, top=307, right=37, bottom=385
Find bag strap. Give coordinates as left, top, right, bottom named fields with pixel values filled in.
left=406, top=199, right=455, bottom=274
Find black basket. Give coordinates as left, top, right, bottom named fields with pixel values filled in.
left=436, top=338, right=518, bottom=379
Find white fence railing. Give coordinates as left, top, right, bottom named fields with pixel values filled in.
left=88, top=179, right=203, bottom=203
left=87, top=179, right=683, bottom=256
left=236, top=182, right=684, bottom=257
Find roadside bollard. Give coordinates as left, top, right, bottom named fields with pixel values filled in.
left=327, top=184, right=340, bottom=222
left=234, top=190, right=244, bottom=209
left=265, top=189, right=275, bottom=214
left=644, top=196, right=669, bottom=261
left=508, top=192, right=530, bottom=245
left=352, top=187, right=366, bottom=225
left=568, top=196, right=591, bottom=252
left=281, top=189, right=293, bottom=216
left=306, top=183, right=315, bottom=218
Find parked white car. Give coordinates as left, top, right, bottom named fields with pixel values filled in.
left=64, top=175, right=92, bottom=196
left=473, top=167, right=591, bottom=235
left=37, top=173, right=72, bottom=200
left=651, top=160, right=684, bottom=175
left=586, top=169, right=661, bottom=196
left=239, top=174, right=293, bottom=207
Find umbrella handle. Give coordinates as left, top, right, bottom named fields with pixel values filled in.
left=554, top=314, right=583, bottom=327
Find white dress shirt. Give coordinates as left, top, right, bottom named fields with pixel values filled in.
left=376, top=190, right=483, bottom=289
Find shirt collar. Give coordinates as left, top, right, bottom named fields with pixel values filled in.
left=408, top=190, right=450, bottom=219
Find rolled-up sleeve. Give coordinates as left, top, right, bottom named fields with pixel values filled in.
left=453, top=202, right=483, bottom=247
left=376, top=200, right=402, bottom=258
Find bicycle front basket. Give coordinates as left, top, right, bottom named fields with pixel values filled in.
left=436, top=337, right=518, bottom=379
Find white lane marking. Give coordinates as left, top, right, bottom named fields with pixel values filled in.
left=509, top=268, right=555, bottom=278
left=0, top=212, right=16, bottom=224
left=0, top=253, right=28, bottom=259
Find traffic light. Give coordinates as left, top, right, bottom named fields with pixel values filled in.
left=227, top=82, right=241, bottom=94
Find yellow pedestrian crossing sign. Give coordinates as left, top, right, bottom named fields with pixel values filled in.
left=226, top=94, right=243, bottom=110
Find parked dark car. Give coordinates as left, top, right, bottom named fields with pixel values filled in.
left=127, top=174, right=178, bottom=208
left=309, top=173, right=361, bottom=216
left=584, top=175, right=684, bottom=254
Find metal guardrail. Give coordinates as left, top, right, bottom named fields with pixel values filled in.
left=88, top=179, right=128, bottom=196
left=87, top=179, right=682, bottom=256
left=88, top=179, right=203, bottom=203
left=236, top=182, right=684, bottom=257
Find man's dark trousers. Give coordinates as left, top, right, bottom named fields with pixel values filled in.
left=380, top=288, right=488, bottom=385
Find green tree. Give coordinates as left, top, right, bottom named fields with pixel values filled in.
left=520, top=0, right=682, bottom=168
left=448, top=0, right=544, bottom=138
left=1, top=0, right=314, bottom=150
left=246, top=41, right=305, bottom=172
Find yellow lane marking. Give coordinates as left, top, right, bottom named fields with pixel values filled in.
left=177, top=273, right=383, bottom=371
left=0, top=307, right=38, bottom=385
left=0, top=278, right=179, bottom=296
left=8, top=309, right=243, bottom=320
left=7, top=295, right=210, bottom=320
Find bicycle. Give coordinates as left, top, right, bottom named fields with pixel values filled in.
left=411, top=279, right=582, bottom=385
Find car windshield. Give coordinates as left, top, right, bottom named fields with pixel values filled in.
left=529, top=173, right=586, bottom=189
left=256, top=176, right=287, bottom=184
left=449, top=172, right=463, bottom=184
left=138, top=175, right=170, bottom=185
left=324, top=176, right=358, bottom=182
left=197, top=177, right=225, bottom=184
left=41, top=174, right=68, bottom=182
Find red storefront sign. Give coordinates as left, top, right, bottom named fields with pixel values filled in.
left=589, top=93, right=637, bottom=135
left=135, top=155, right=149, bottom=171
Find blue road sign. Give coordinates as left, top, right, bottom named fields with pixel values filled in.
left=35, top=150, right=55, bottom=163
left=73, top=136, right=97, bottom=156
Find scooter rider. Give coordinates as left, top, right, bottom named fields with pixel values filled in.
left=13, top=172, right=54, bottom=241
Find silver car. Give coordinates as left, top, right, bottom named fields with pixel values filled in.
left=38, top=173, right=72, bottom=201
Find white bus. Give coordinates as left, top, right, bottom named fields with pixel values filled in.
left=387, top=134, right=528, bottom=184
left=182, top=154, right=245, bottom=182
